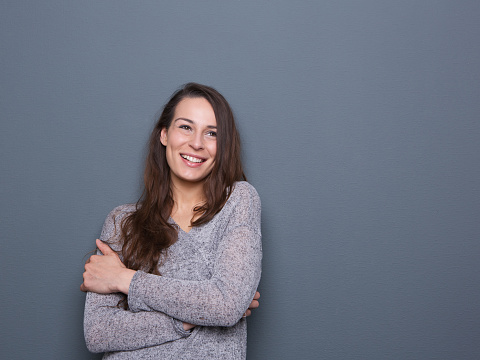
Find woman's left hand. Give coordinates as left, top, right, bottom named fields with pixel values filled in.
left=80, top=239, right=136, bottom=294
left=243, top=291, right=260, bottom=317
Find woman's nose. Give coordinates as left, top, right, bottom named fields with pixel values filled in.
left=189, top=132, right=204, bottom=150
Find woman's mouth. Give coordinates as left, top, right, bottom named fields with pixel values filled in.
left=181, top=154, right=205, bottom=163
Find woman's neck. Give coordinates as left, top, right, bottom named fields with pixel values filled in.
left=170, top=177, right=206, bottom=222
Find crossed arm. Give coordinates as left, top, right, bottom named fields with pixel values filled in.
left=81, top=238, right=261, bottom=330
left=82, top=242, right=261, bottom=353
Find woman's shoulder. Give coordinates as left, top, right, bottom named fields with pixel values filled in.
left=109, top=203, right=137, bottom=214
left=102, top=203, right=136, bottom=231
left=104, top=203, right=137, bottom=222
left=100, top=204, right=136, bottom=249
left=217, top=181, right=261, bottom=232
left=232, top=181, right=259, bottom=196
left=228, top=181, right=261, bottom=209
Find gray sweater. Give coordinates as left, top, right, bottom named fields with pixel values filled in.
left=84, top=181, right=262, bottom=359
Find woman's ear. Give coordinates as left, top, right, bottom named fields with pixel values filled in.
left=160, top=128, right=167, bottom=146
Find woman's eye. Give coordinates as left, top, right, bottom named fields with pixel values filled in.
left=179, top=125, right=191, bottom=131
left=206, top=131, right=217, bottom=137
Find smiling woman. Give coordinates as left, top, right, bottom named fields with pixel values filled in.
left=81, top=83, right=262, bottom=359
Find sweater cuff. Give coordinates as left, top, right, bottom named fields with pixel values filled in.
left=171, top=318, right=194, bottom=337
left=127, top=270, right=149, bottom=312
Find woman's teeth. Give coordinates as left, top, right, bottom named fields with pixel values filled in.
left=181, top=154, right=204, bottom=163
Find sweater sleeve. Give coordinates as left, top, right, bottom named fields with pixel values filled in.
left=83, top=292, right=190, bottom=353
left=83, top=206, right=190, bottom=353
left=127, top=182, right=262, bottom=327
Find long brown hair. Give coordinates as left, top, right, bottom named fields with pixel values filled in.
left=120, top=83, right=245, bottom=276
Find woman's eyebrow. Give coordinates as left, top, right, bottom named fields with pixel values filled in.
left=174, top=118, right=217, bottom=129
left=174, top=117, right=194, bottom=124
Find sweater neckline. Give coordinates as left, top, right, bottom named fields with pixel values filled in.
left=169, top=217, right=196, bottom=235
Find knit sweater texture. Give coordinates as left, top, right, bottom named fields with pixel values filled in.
left=83, top=181, right=262, bottom=359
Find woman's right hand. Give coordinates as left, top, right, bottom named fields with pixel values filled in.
left=80, top=239, right=136, bottom=295
left=182, top=291, right=261, bottom=330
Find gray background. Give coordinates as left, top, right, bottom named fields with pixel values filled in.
left=1, top=1, right=479, bottom=359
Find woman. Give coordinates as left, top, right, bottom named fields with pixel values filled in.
left=81, top=83, right=262, bottom=359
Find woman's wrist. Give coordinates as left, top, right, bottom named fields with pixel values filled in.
left=117, top=268, right=136, bottom=294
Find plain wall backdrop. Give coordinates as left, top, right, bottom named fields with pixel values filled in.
left=1, top=1, right=479, bottom=359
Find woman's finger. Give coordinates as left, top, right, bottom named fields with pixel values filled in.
left=96, top=239, right=116, bottom=256
left=248, top=300, right=259, bottom=309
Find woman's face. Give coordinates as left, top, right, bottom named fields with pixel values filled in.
left=160, top=97, right=217, bottom=185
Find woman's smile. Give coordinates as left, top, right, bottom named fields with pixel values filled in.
left=180, top=153, right=209, bottom=169
left=181, top=153, right=206, bottom=164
